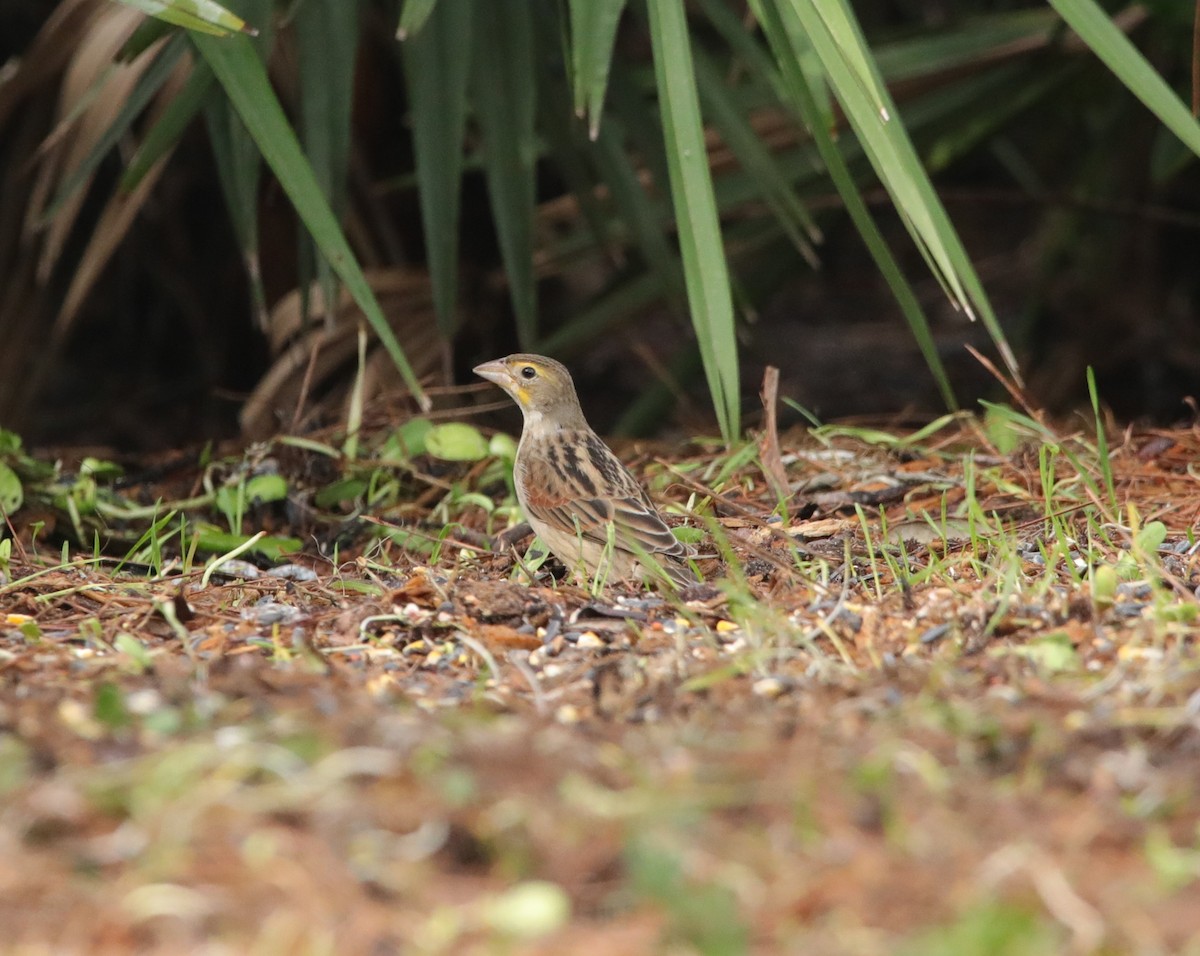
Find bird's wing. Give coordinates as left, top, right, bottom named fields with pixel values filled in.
left=520, top=431, right=692, bottom=561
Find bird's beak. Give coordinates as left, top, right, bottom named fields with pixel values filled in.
left=473, top=359, right=512, bottom=390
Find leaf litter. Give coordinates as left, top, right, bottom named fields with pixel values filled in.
left=1, top=412, right=1199, bottom=954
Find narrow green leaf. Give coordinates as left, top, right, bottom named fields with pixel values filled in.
left=1048, top=0, right=1200, bottom=158
left=204, top=94, right=266, bottom=323
left=692, top=47, right=821, bottom=264
left=776, top=0, right=1019, bottom=382
left=202, top=0, right=272, bottom=324
left=872, top=9, right=1060, bottom=82
left=193, top=32, right=429, bottom=408
left=297, top=0, right=359, bottom=211
left=751, top=0, right=957, bottom=409
left=914, top=64, right=1070, bottom=174
left=535, top=81, right=622, bottom=268
left=567, top=0, right=626, bottom=139
left=401, top=0, right=473, bottom=336
left=119, top=16, right=179, bottom=62
left=693, top=0, right=793, bottom=102
left=396, top=0, right=440, bottom=40
left=614, top=343, right=703, bottom=437
left=122, top=59, right=215, bottom=191
left=297, top=0, right=360, bottom=316
left=591, top=120, right=683, bottom=304
left=646, top=0, right=740, bottom=444
left=115, top=0, right=257, bottom=37
left=783, top=3, right=959, bottom=288
left=604, top=68, right=673, bottom=207
left=472, top=0, right=538, bottom=347
left=41, top=35, right=188, bottom=224
left=538, top=271, right=664, bottom=356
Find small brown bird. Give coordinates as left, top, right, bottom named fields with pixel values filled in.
left=474, top=354, right=698, bottom=589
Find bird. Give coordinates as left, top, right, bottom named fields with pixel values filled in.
left=473, top=353, right=699, bottom=589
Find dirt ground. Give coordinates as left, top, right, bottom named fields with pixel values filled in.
left=1, top=418, right=1199, bottom=954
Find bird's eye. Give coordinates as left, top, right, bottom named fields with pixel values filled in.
left=520, top=365, right=537, bottom=380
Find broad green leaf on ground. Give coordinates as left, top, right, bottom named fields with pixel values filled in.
left=646, top=0, right=740, bottom=445
left=194, top=528, right=302, bottom=559
left=0, top=463, right=23, bottom=514
left=193, top=32, right=429, bottom=409
left=381, top=418, right=434, bottom=460
left=425, top=422, right=489, bottom=461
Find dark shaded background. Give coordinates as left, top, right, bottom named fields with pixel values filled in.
left=3, top=0, right=1200, bottom=451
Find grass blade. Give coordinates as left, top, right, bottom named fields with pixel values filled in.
left=647, top=0, right=741, bottom=444
left=204, top=93, right=266, bottom=325
left=41, top=34, right=188, bottom=224
left=122, top=59, right=215, bottom=190
left=401, top=0, right=472, bottom=337
left=396, top=0, right=439, bottom=40
left=535, top=80, right=622, bottom=269
left=1048, top=0, right=1200, bottom=158
left=297, top=0, right=360, bottom=317
left=751, top=0, right=957, bottom=409
left=591, top=119, right=682, bottom=305
left=775, top=0, right=1019, bottom=382
left=692, top=46, right=820, bottom=265
left=567, top=0, right=626, bottom=139
left=472, top=0, right=538, bottom=347
left=297, top=0, right=357, bottom=215
left=115, top=0, right=257, bottom=37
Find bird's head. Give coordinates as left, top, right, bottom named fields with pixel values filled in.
left=473, top=354, right=586, bottom=427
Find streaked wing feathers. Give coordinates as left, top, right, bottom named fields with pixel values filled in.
left=520, top=430, right=691, bottom=562
left=525, top=494, right=686, bottom=560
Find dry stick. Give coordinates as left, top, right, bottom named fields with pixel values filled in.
left=631, top=339, right=693, bottom=411
left=289, top=337, right=324, bottom=435
left=0, top=506, right=28, bottom=562
left=1008, top=502, right=1094, bottom=536
left=506, top=542, right=547, bottom=587
left=964, top=344, right=1037, bottom=417
left=758, top=365, right=790, bottom=504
